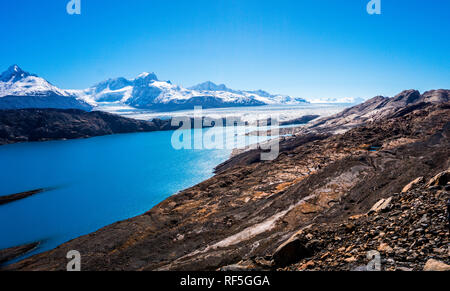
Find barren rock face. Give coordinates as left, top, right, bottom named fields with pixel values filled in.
left=5, top=91, right=450, bottom=271
left=422, top=89, right=450, bottom=104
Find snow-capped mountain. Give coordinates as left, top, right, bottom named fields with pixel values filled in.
left=1, top=65, right=308, bottom=112
left=189, top=81, right=309, bottom=105
left=0, top=65, right=92, bottom=110
left=70, top=74, right=308, bottom=111
left=0, top=65, right=68, bottom=97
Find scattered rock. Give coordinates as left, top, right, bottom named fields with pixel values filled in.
left=282, top=181, right=450, bottom=272
left=423, top=259, right=450, bottom=271
left=298, top=261, right=315, bottom=270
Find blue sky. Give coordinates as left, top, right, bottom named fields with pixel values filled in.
left=1, top=0, right=449, bottom=99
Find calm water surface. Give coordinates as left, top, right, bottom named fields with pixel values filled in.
left=0, top=129, right=233, bottom=261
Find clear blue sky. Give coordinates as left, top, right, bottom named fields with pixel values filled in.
left=1, top=0, right=449, bottom=99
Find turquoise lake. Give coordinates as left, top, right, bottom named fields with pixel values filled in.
left=0, top=128, right=236, bottom=262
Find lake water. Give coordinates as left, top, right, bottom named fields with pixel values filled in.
left=0, top=104, right=349, bottom=263
left=0, top=129, right=235, bottom=262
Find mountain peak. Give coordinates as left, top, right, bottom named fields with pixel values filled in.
left=392, top=89, right=422, bottom=104
left=134, top=72, right=158, bottom=82
left=0, top=65, right=36, bottom=82
left=9, top=64, right=22, bottom=73
left=190, top=81, right=230, bottom=92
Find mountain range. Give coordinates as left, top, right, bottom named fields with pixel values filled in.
left=0, top=65, right=309, bottom=112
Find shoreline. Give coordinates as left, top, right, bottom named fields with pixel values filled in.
left=0, top=108, right=320, bottom=147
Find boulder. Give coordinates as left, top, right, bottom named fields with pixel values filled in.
left=368, top=197, right=393, bottom=214
left=378, top=243, right=394, bottom=254
left=272, top=231, right=317, bottom=267
left=401, top=177, right=424, bottom=193
left=219, top=264, right=254, bottom=271
left=426, top=170, right=450, bottom=187
left=344, top=256, right=357, bottom=263
left=423, top=259, right=450, bottom=271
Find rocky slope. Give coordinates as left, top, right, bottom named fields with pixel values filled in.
left=6, top=89, right=450, bottom=271
left=298, top=89, right=449, bottom=135
left=0, top=109, right=179, bottom=145
left=276, top=175, right=450, bottom=271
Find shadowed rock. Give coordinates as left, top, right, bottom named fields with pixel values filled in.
left=426, top=170, right=450, bottom=187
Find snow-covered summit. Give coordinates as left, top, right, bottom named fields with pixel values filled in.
left=0, top=65, right=69, bottom=97
left=0, top=65, right=36, bottom=82
left=0, top=65, right=91, bottom=110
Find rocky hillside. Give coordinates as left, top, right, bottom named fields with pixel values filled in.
left=6, top=90, right=450, bottom=271
left=276, top=173, right=450, bottom=271
left=0, top=109, right=178, bottom=145
left=301, top=89, right=449, bottom=134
